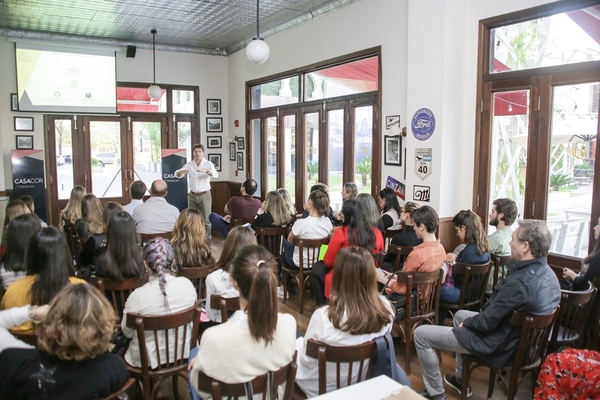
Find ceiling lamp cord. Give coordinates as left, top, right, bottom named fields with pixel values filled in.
left=246, top=0, right=270, bottom=64
left=148, top=29, right=162, bottom=99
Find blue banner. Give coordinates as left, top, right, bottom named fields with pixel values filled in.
left=162, top=149, right=188, bottom=212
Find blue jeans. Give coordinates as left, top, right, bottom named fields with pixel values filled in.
left=188, top=347, right=202, bottom=400
left=439, top=285, right=461, bottom=322
left=281, top=240, right=297, bottom=269
left=208, top=212, right=230, bottom=238
left=414, top=310, right=476, bottom=398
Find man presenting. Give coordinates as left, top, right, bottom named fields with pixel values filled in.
left=208, top=178, right=261, bottom=238
left=413, top=219, right=560, bottom=400
left=175, top=144, right=218, bottom=238
left=132, top=179, right=180, bottom=234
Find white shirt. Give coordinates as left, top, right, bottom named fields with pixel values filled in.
left=291, top=216, right=333, bottom=267
left=382, top=209, right=402, bottom=231
left=295, top=297, right=394, bottom=398
left=204, top=269, right=239, bottom=322
left=0, top=264, right=26, bottom=290
left=122, top=274, right=198, bottom=369
left=123, top=199, right=144, bottom=215
left=0, top=306, right=34, bottom=353
left=132, top=197, right=180, bottom=234
left=176, top=158, right=218, bottom=193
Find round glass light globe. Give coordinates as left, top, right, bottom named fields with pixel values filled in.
left=148, top=85, right=162, bottom=99
left=246, top=39, right=270, bottom=64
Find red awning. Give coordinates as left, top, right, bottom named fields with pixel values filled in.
left=116, top=87, right=165, bottom=112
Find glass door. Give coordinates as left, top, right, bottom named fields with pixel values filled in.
left=131, top=118, right=167, bottom=190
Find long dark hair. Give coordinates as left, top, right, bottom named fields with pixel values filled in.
left=231, top=245, right=279, bottom=344
left=452, top=210, right=489, bottom=255
left=213, top=226, right=257, bottom=272
left=378, top=188, right=402, bottom=216
left=341, top=200, right=375, bottom=251
left=28, top=227, right=75, bottom=305
left=96, top=211, right=145, bottom=280
left=2, top=214, right=41, bottom=272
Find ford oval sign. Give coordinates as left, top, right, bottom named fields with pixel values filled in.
left=411, top=108, right=436, bottom=141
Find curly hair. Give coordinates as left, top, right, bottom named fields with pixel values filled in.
left=37, top=284, right=116, bottom=361
left=171, top=208, right=215, bottom=268
left=143, top=237, right=176, bottom=312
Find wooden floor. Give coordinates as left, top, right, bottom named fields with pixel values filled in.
left=160, top=236, right=534, bottom=399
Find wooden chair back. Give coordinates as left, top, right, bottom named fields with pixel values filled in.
left=281, top=236, right=330, bottom=314
left=387, top=244, right=414, bottom=271
left=196, top=353, right=297, bottom=400
left=491, top=255, right=511, bottom=289
left=100, top=378, right=141, bottom=400
left=9, top=328, right=38, bottom=347
left=305, top=339, right=378, bottom=395
left=125, top=301, right=201, bottom=400
left=440, top=261, right=492, bottom=317
left=383, top=229, right=401, bottom=252
left=255, top=226, right=291, bottom=260
left=549, top=284, right=597, bottom=353
left=231, top=217, right=254, bottom=227
left=460, top=309, right=558, bottom=400
left=371, top=251, right=385, bottom=268
left=210, top=294, right=240, bottom=323
left=139, top=231, right=172, bottom=246
left=90, top=276, right=147, bottom=321
left=393, top=269, right=443, bottom=374
left=64, top=222, right=85, bottom=257
left=177, top=264, right=215, bottom=300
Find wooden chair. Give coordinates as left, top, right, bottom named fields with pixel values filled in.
left=209, top=294, right=240, bottom=323
left=383, top=228, right=402, bottom=252
left=439, top=260, right=492, bottom=321
left=371, top=251, right=385, bottom=268
left=255, top=226, right=291, bottom=261
left=125, top=301, right=201, bottom=400
left=392, top=269, right=443, bottom=375
left=491, top=254, right=512, bottom=290
left=231, top=217, right=254, bottom=227
left=65, top=223, right=85, bottom=258
left=140, top=232, right=172, bottom=246
left=177, top=265, right=215, bottom=300
left=460, top=309, right=558, bottom=400
left=196, top=353, right=297, bottom=400
left=548, top=284, right=597, bottom=354
left=9, top=329, right=38, bottom=347
left=387, top=244, right=414, bottom=271
left=101, top=377, right=141, bottom=400
left=281, top=236, right=329, bottom=314
left=294, top=339, right=378, bottom=397
left=90, top=276, right=148, bottom=322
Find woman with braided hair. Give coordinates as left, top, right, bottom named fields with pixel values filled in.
left=121, top=237, right=197, bottom=369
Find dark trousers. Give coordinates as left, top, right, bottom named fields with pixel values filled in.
left=310, top=261, right=329, bottom=305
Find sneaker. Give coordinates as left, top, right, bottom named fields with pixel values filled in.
left=444, top=374, right=472, bottom=398
left=416, top=390, right=447, bottom=400
left=277, top=287, right=285, bottom=298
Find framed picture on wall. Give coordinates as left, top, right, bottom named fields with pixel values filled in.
left=14, top=117, right=34, bottom=131
left=237, top=137, right=245, bottom=150
left=207, top=99, right=221, bottom=115
left=208, top=154, right=221, bottom=171
left=206, top=117, right=223, bottom=132
left=229, top=142, right=236, bottom=160
left=16, top=135, right=33, bottom=150
left=10, top=93, right=19, bottom=111
left=207, top=136, right=222, bottom=148
left=237, top=152, right=244, bottom=170
left=384, top=135, right=402, bottom=166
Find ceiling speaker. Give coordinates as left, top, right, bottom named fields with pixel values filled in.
left=126, top=45, right=137, bottom=58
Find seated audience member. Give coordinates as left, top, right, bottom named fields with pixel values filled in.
left=0, top=214, right=41, bottom=290
left=204, top=226, right=257, bottom=327
left=123, top=180, right=147, bottom=215
left=333, top=182, right=358, bottom=225
left=534, top=348, right=600, bottom=399
left=311, top=200, right=384, bottom=305
left=132, top=179, right=180, bottom=234
left=356, top=193, right=385, bottom=232
left=189, top=245, right=296, bottom=399
left=19, top=195, right=48, bottom=227
left=378, top=206, right=445, bottom=296
left=251, top=191, right=293, bottom=230
left=276, top=188, right=297, bottom=222
left=171, top=208, right=215, bottom=268
left=440, top=210, right=490, bottom=307
left=208, top=178, right=261, bottom=238
left=414, top=220, right=561, bottom=400
left=1, top=227, right=86, bottom=332
left=486, top=198, right=518, bottom=293
left=300, top=183, right=336, bottom=223
left=94, top=211, right=145, bottom=281
left=122, top=237, right=197, bottom=369
left=1, top=199, right=30, bottom=248
left=59, top=185, right=86, bottom=230
left=75, top=194, right=104, bottom=241
left=377, top=188, right=403, bottom=231
left=0, top=285, right=129, bottom=399
left=382, top=201, right=423, bottom=269
left=295, top=247, right=409, bottom=397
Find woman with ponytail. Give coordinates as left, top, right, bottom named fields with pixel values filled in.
left=121, top=237, right=197, bottom=369
left=189, top=245, right=296, bottom=398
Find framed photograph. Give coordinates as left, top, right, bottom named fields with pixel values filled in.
left=237, top=152, right=244, bottom=170
left=14, top=117, right=34, bottom=131
left=16, top=135, right=33, bottom=150
left=208, top=153, right=222, bottom=171
left=386, top=115, right=400, bottom=129
left=237, top=137, right=245, bottom=150
left=207, top=99, right=221, bottom=115
left=10, top=93, right=18, bottom=111
left=384, top=135, right=402, bottom=166
left=206, top=117, right=223, bottom=132
left=207, top=136, right=222, bottom=148
left=229, top=142, right=236, bottom=161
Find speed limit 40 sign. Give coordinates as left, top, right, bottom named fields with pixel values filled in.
left=415, top=148, right=432, bottom=180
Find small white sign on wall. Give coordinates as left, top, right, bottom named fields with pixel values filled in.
left=414, top=148, right=432, bottom=180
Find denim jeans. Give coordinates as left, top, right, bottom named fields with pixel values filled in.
left=439, top=285, right=461, bottom=322
left=414, top=310, right=477, bottom=397
left=187, top=347, right=202, bottom=400
left=208, top=212, right=230, bottom=238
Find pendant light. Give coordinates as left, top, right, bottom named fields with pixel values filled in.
left=246, top=0, right=270, bottom=64
left=148, top=29, right=162, bottom=99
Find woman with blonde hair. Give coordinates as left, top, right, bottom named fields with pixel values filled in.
left=296, top=247, right=408, bottom=397
left=0, top=284, right=129, bottom=399
left=75, top=194, right=103, bottom=240
left=277, top=188, right=297, bottom=220
left=190, top=245, right=296, bottom=399
left=172, top=208, right=215, bottom=268
left=60, top=185, right=86, bottom=228
left=251, top=191, right=293, bottom=230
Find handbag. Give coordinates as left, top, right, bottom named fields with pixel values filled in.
left=373, top=331, right=411, bottom=387
left=386, top=293, right=407, bottom=321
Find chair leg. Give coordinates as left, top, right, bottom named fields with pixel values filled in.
left=486, top=368, right=496, bottom=400
left=460, top=358, right=471, bottom=400
left=405, top=333, right=412, bottom=375
left=506, top=368, right=520, bottom=400
left=298, top=277, right=304, bottom=315
left=173, top=374, right=179, bottom=400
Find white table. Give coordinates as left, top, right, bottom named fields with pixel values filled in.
left=311, top=375, right=424, bottom=400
